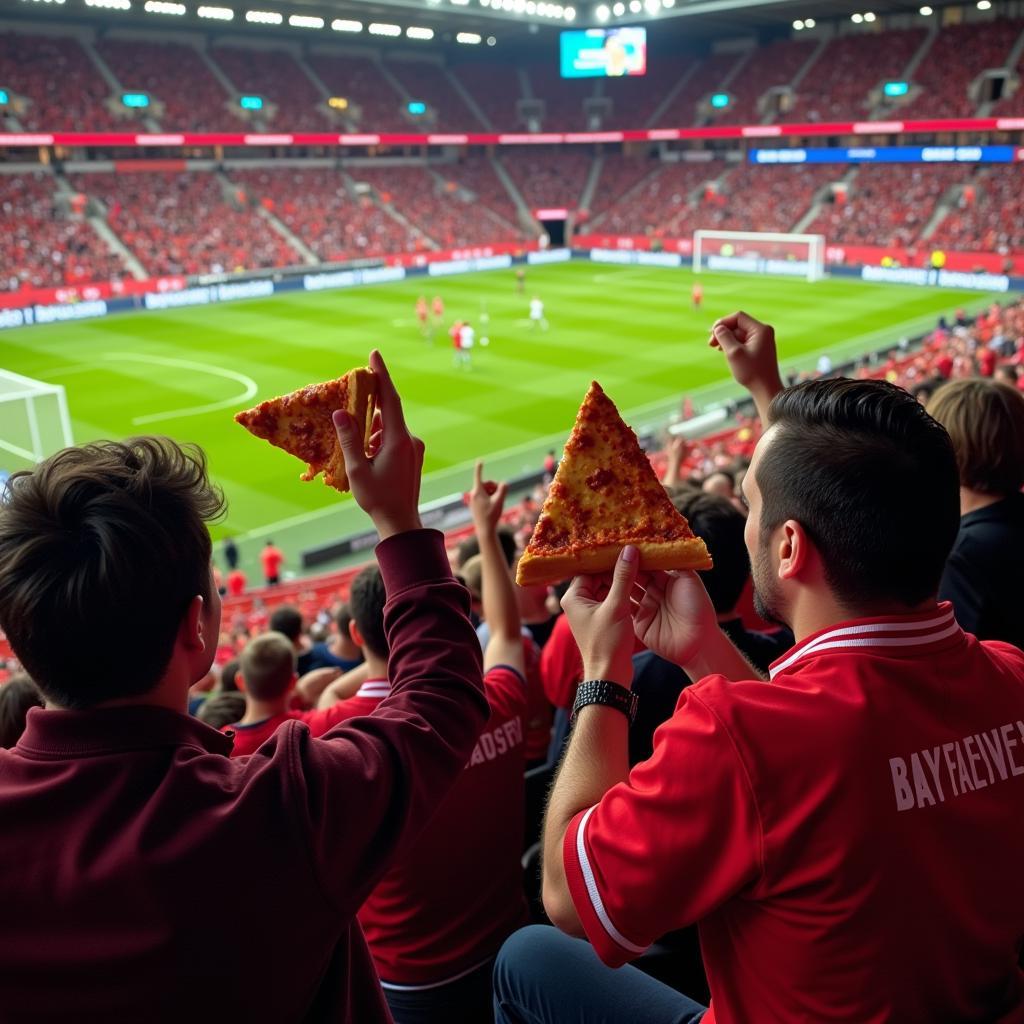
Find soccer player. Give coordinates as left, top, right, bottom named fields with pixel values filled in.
left=529, top=295, right=548, bottom=331
left=515, top=268, right=526, bottom=294
left=458, top=321, right=475, bottom=370
left=432, top=294, right=444, bottom=325
left=0, top=350, right=490, bottom=1022
left=691, top=280, right=703, bottom=310
left=494, top=312, right=1024, bottom=1024
left=415, top=295, right=429, bottom=338
left=450, top=319, right=465, bottom=368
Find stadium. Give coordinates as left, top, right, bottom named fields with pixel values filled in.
left=1, top=0, right=1024, bottom=1018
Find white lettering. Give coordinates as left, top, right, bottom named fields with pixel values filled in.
left=981, top=728, right=1008, bottom=781
left=955, top=742, right=975, bottom=793
left=963, top=735, right=988, bottom=790
left=910, top=752, right=936, bottom=808
left=973, top=732, right=995, bottom=784
left=942, top=742, right=960, bottom=797
left=1002, top=723, right=1024, bottom=776
left=890, top=757, right=915, bottom=811
left=921, top=746, right=946, bottom=802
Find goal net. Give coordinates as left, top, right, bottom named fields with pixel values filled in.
left=693, top=230, right=826, bottom=282
left=0, top=369, right=74, bottom=474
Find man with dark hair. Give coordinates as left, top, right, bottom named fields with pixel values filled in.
left=929, top=377, right=1024, bottom=648
left=0, top=673, right=43, bottom=748
left=268, top=603, right=317, bottom=676
left=494, top=313, right=1024, bottom=1024
left=0, top=351, right=489, bottom=1023
left=333, top=462, right=529, bottom=1024
left=301, top=602, right=363, bottom=675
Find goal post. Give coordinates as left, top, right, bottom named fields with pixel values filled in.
left=0, top=368, right=74, bottom=471
left=693, top=230, right=826, bottom=282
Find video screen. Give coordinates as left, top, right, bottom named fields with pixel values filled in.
left=560, top=27, right=647, bottom=79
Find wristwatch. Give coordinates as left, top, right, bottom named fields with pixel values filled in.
left=571, top=680, right=638, bottom=725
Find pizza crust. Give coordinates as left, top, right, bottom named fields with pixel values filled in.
left=516, top=537, right=712, bottom=587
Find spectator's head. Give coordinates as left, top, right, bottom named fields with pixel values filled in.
left=928, top=378, right=1024, bottom=499
left=911, top=381, right=935, bottom=408
left=701, top=471, right=735, bottom=499
left=269, top=605, right=303, bottom=644
left=332, top=602, right=362, bottom=661
left=994, top=365, right=1019, bottom=388
left=460, top=554, right=484, bottom=612
left=238, top=632, right=296, bottom=701
left=676, top=493, right=749, bottom=616
left=196, top=691, right=246, bottom=729
left=348, top=565, right=389, bottom=660
left=746, top=379, right=959, bottom=626
left=0, top=438, right=224, bottom=710
left=0, top=673, right=44, bottom=748
left=457, top=527, right=517, bottom=570
left=220, top=658, right=240, bottom=693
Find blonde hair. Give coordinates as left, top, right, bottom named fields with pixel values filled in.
left=239, top=631, right=296, bottom=700
left=928, top=378, right=1024, bottom=496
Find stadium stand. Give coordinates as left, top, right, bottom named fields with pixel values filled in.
left=993, top=41, right=1024, bottom=115
left=210, top=47, right=333, bottom=132
left=0, top=31, right=145, bottom=133
left=441, top=155, right=525, bottom=230
left=779, top=27, right=926, bottom=123
left=67, top=171, right=301, bottom=276
left=712, top=38, right=817, bottom=125
left=384, top=59, right=487, bottom=131
left=525, top=63, right=597, bottom=131
left=355, top=164, right=523, bottom=248
left=899, top=18, right=1023, bottom=119
left=306, top=52, right=408, bottom=132
left=584, top=153, right=661, bottom=223
left=650, top=51, right=745, bottom=128
left=803, top=163, right=969, bottom=247
left=604, top=63, right=695, bottom=129
left=588, top=161, right=719, bottom=236
left=500, top=146, right=595, bottom=212
left=928, top=164, right=1024, bottom=256
left=450, top=60, right=524, bottom=131
left=226, top=167, right=415, bottom=261
left=691, top=164, right=840, bottom=234
left=1, top=171, right=127, bottom=292
left=94, top=38, right=239, bottom=133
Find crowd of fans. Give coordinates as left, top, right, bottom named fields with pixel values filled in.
left=2, top=299, right=1024, bottom=1021
left=3, top=18, right=1024, bottom=137
left=68, top=171, right=301, bottom=277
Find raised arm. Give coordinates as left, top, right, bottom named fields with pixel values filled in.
left=469, top=461, right=525, bottom=676
left=710, top=311, right=785, bottom=425
left=276, top=351, right=489, bottom=912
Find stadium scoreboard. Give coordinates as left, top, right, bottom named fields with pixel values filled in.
left=560, top=27, right=646, bottom=78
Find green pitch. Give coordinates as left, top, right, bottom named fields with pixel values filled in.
left=0, top=262, right=1005, bottom=578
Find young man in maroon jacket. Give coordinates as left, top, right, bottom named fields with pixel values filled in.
left=0, top=350, right=489, bottom=1024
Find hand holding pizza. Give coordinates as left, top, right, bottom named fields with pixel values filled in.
left=709, top=311, right=785, bottom=424
left=632, top=568, right=718, bottom=670
left=560, top=546, right=642, bottom=688
left=333, top=350, right=425, bottom=541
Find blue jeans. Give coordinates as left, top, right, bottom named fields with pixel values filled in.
left=493, top=926, right=708, bottom=1024
left=384, top=957, right=496, bottom=1024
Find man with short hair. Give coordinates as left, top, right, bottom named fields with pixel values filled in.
left=494, top=313, right=1024, bottom=1024
left=224, top=631, right=355, bottom=756
left=335, top=462, right=529, bottom=1023
left=301, top=602, right=363, bottom=675
left=0, top=351, right=489, bottom=1023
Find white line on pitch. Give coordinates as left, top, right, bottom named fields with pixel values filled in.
left=102, top=352, right=259, bottom=425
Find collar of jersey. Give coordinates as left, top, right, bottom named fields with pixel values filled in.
left=355, top=678, right=391, bottom=699
left=768, top=601, right=963, bottom=681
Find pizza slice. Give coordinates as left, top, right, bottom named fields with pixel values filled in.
left=516, top=381, right=712, bottom=587
left=234, top=367, right=376, bottom=492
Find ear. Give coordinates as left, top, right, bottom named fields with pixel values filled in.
left=348, top=619, right=366, bottom=649
left=181, top=595, right=207, bottom=651
left=776, top=520, right=811, bottom=582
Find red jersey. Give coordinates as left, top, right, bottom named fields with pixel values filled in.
left=224, top=700, right=354, bottom=756
left=450, top=321, right=463, bottom=349
left=540, top=612, right=582, bottom=710
left=226, top=569, right=246, bottom=597
left=340, top=666, right=529, bottom=987
left=416, top=299, right=428, bottom=321
left=432, top=297, right=444, bottom=317
left=563, top=604, right=1024, bottom=1023
left=260, top=545, right=283, bottom=579
left=692, top=283, right=703, bottom=301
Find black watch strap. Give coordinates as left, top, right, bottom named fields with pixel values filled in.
left=571, top=680, right=638, bottom=725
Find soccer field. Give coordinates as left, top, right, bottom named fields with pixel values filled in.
left=0, top=262, right=1006, bottom=576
